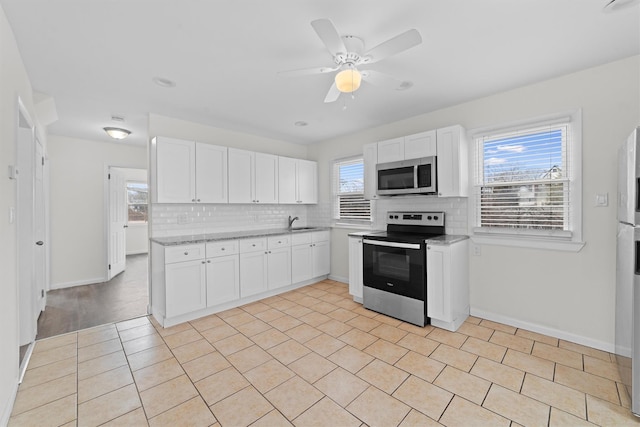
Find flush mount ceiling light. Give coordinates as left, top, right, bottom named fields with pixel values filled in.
left=103, top=127, right=131, bottom=140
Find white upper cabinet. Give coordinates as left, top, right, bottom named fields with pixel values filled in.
left=155, top=137, right=228, bottom=203
left=196, top=143, right=228, bottom=203
left=278, top=157, right=317, bottom=204
left=155, top=137, right=196, bottom=203
left=405, top=130, right=437, bottom=159
left=228, top=148, right=278, bottom=204
left=363, top=142, right=378, bottom=200
left=377, top=137, right=405, bottom=163
left=436, top=125, right=468, bottom=197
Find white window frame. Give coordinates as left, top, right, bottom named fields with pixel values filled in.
left=333, top=156, right=372, bottom=227
left=469, top=109, right=584, bottom=252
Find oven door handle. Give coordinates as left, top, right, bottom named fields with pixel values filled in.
left=362, top=239, right=422, bottom=250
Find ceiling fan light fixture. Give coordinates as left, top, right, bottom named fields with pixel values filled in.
left=335, top=68, right=362, bottom=93
left=103, top=127, right=131, bottom=140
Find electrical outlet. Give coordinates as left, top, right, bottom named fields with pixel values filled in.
left=177, top=214, right=188, bottom=224
left=472, top=244, right=481, bottom=256
left=595, top=193, right=608, bottom=207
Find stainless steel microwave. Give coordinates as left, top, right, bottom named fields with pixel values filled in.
left=376, top=157, right=437, bottom=195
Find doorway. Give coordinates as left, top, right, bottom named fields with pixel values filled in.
left=16, top=98, right=47, bottom=375
left=35, top=166, right=149, bottom=339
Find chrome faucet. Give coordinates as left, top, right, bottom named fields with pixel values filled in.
left=288, top=215, right=299, bottom=229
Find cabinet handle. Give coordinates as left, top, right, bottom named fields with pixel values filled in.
left=184, top=252, right=188, bottom=255
left=252, top=244, right=256, bottom=247
left=201, top=261, right=206, bottom=264
left=278, top=240, right=282, bottom=244
left=256, top=200, right=259, bottom=203
left=207, top=260, right=211, bottom=263
left=192, top=199, right=196, bottom=202
left=221, top=247, right=225, bottom=251
left=197, top=199, right=201, bottom=202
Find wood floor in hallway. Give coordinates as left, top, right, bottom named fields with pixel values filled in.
left=36, top=254, right=149, bottom=340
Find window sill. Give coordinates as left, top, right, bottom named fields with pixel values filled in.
left=471, top=233, right=585, bottom=252
left=332, top=222, right=374, bottom=231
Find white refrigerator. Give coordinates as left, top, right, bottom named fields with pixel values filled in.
left=616, top=126, right=640, bottom=416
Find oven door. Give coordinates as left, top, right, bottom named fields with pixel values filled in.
left=362, top=239, right=426, bottom=300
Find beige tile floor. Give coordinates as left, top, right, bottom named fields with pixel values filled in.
left=9, top=280, right=640, bottom=426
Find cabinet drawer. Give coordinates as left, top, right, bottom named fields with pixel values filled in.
left=206, top=240, right=239, bottom=257
left=312, top=230, right=330, bottom=242
left=239, top=238, right=267, bottom=253
left=268, top=235, right=291, bottom=249
left=165, top=244, right=205, bottom=264
left=291, top=232, right=312, bottom=246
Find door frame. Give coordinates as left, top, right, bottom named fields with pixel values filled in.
left=103, top=165, right=149, bottom=291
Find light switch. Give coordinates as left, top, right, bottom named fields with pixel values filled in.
left=595, top=193, right=608, bottom=207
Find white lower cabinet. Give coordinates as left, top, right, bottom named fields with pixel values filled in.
left=426, top=239, right=469, bottom=332
left=348, top=236, right=363, bottom=302
left=206, top=240, right=240, bottom=306
left=151, top=230, right=330, bottom=326
left=291, top=231, right=330, bottom=283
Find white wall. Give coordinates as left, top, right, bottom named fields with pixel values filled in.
left=48, top=136, right=147, bottom=288
left=0, top=4, right=47, bottom=424
left=309, top=56, right=640, bottom=351
left=147, top=114, right=311, bottom=237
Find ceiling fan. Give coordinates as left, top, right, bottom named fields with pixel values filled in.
left=279, top=19, right=422, bottom=103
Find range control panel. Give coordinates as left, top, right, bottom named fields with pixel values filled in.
left=386, top=211, right=445, bottom=227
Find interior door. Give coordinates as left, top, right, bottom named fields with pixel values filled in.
left=34, top=139, right=46, bottom=312
left=108, top=168, right=127, bottom=279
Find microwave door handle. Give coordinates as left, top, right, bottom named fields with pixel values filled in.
left=414, top=165, right=419, bottom=189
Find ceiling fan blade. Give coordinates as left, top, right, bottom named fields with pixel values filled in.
left=324, top=82, right=341, bottom=103
left=278, top=65, right=340, bottom=77
left=363, top=29, right=422, bottom=64
left=361, top=70, right=406, bottom=90
left=311, top=18, right=347, bottom=56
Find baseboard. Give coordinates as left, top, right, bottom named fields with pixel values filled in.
left=328, top=274, right=348, bottom=284
left=470, top=307, right=615, bottom=353
left=50, top=276, right=106, bottom=290
left=1, top=380, right=19, bottom=426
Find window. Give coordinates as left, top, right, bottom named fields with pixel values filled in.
left=471, top=111, right=583, bottom=250
left=126, top=181, right=148, bottom=223
left=333, top=157, right=371, bottom=223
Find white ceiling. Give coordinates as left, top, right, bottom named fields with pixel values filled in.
left=2, top=0, right=638, bottom=146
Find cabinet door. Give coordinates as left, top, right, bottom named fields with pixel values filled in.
left=240, top=251, right=268, bottom=297
left=363, top=142, right=378, bottom=200
left=196, top=143, right=228, bottom=203
left=268, top=246, right=292, bottom=290
left=312, top=240, right=330, bottom=277
left=228, top=148, right=254, bottom=203
left=165, top=259, right=206, bottom=318
left=436, top=125, right=468, bottom=197
left=377, top=137, right=405, bottom=163
left=254, top=153, right=278, bottom=204
left=348, top=237, right=363, bottom=300
left=405, top=130, right=437, bottom=159
left=278, top=156, right=297, bottom=204
left=156, top=137, right=195, bottom=203
left=426, top=245, right=450, bottom=322
left=207, top=254, right=239, bottom=306
left=291, top=244, right=313, bottom=283
left=297, top=160, right=317, bottom=204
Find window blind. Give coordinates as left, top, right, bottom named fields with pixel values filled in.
left=474, top=123, right=571, bottom=232
left=333, top=157, right=371, bottom=221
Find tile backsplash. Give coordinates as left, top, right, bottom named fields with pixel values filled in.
left=150, top=204, right=309, bottom=237
left=150, top=196, right=467, bottom=238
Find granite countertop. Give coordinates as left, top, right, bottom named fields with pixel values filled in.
left=425, top=234, right=469, bottom=245
left=150, top=227, right=330, bottom=246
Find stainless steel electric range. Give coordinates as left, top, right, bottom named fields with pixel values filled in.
left=362, top=211, right=445, bottom=326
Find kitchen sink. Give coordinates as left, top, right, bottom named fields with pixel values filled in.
left=290, top=226, right=319, bottom=231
